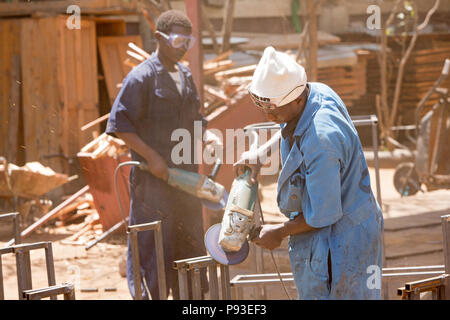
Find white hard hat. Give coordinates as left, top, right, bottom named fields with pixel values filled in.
left=248, top=46, right=307, bottom=108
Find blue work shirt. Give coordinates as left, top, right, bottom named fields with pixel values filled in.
left=106, top=53, right=208, bottom=299
left=277, top=82, right=384, bottom=300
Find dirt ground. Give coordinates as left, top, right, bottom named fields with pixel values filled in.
left=1, top=163, right=449, bottom=300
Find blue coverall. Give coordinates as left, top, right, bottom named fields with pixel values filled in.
left=106, top=53, right=208, bottom=300
left=277, top=82, right=384, bottom=299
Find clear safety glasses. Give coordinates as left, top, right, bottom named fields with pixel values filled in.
left=248, top=85, right=305, bottom=111
left=157, top=31, right=196, bottom=50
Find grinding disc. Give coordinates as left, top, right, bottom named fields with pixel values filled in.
left=201, top=190, right=229, bottom=211
left=204, top=223, right=249, bottom=265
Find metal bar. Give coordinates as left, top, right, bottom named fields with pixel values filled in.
left=383, top=271, right=445, bottom=277
left=9, top=241, right=50, bottom=253
left=129, top=230, right=142, bottom=300
left=64, top=285, right=76, bottom=300
left=441, top=215, right=450, bottom=298
left=44, top=243, right=57, bottom=300
left=191, top=267, right=202, bottom=300
left=237, top=287, right=244, bottom=300
left=370, top=115, right=382, bottom=207
left=23, top=251, right=33, bottom=292
left=187, top=257, right=217, bottom=268
left=0, top=212, right=19, bottom=220
left=127, top=221, right=166, bottom=300
left=153, top=221, right=167, bottom=300
left=220, top=265, right=231, bottom=300
left=0, top=256, right=4, bottom=300
left=207, top=264, right=219, bottom=300
left=23, top=284, right=75, bottom=300
left=432, top=288, right=439, bottom=300
left=127, top=221, right=161, bottom=233
left=405, top=274, right=449, bottom=291
left=438, top=285, right=446, bottom=300
left=176, top=266, right=189, bottom=300
left=253, top=196, right=266, bottom=299
left=383, top=265, right=445, bottom=271
left=85, top=218, right=128, bottom=251
left=231, top=278, right=295, bottom=287
left=430, top=102, right=446, bottom=175
left=15, top=250, right=30, bottom=300
left=13, top=214, right=21, bottom=245
left=174, top=256, right=212, bottom=300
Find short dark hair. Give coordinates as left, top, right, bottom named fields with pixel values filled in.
left=156, top=10, right=192, bottom=34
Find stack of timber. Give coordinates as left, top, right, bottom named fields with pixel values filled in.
left=390, top=46, right=450, bottom=124
left=340, top=32, right=450, bottom=127
left=317, top=49, right=369, bottom=108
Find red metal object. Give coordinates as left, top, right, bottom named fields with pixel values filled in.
left=77, top=153, right=131, bottom=231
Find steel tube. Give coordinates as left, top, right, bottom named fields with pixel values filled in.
left=0, top=256, right=4, bottom=300
left=128, top=221, right=166, bottom=300
left=220, top=265, right=231, bottom=300
left=207, top=264, right=219, bottom=300
left=153, top=221, right=167, bottom=300
left=23, top=284, right=75, bottom=300
left=45, top=244, right=57, bottom=300
left=129, top=230, right=142, bottom=300
left=191, top=268, right=202, bottom=300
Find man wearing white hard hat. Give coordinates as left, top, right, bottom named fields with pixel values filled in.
left=240, top=47, right=383, bottom=299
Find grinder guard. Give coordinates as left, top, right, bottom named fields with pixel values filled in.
left=206, top=168, right=259, bottom=265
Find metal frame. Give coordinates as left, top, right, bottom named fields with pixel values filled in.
left=398, top=274, right=448, bottom=300
left=0, top=212, right=21, bottom=245
left=173, top=256, right=231, bottom=300
left=23, top=283, right=75, bottom=300
left=0, top=241, right=56, bottom=300
left=127, top=221, right=166, bottom=300
left=229, top=266, right=447, bottom=300
left=230, top=214, right=450, bottom=300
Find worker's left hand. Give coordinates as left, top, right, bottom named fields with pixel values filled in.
left=203, top=129, right=223, bottom=159
left=252, top=224, right=284, bottom=250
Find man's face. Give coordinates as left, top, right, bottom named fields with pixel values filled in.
left=156, top=25, right=192, bottom=64
left=262, top=97, right=303, bottom=124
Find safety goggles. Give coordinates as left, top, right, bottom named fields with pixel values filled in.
left=157, top=31, right=195, bottom=50
left=248, top=84, right=305, bottom=110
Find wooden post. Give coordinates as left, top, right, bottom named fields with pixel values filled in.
left=220, top=0, right=236, bottom=54
left=185, top=0, right=204, bottom=108
left=442, top=214, right=450, bottom=299
left=201, top=4, right=219, bottom=54
left=306, top=0, right=318, bottom=81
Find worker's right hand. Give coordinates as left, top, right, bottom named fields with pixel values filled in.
left=146, top=153, right=168, bottom=181
left=234, top=163, right=260, bottom=185
left=234, top=149, right=261, bottom=184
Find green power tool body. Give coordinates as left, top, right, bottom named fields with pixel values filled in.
left=205, top=168, right=260, bottom=265
left=136, top=161, right=228, bottom=210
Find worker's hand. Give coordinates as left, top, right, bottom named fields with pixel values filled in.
left=203, top=129, right=223, bottom=159
left=233, top=149, right=261, bottom=184
left=252, top=224, right=284, bottom=250
left=146, top=152, right=168, bottom=181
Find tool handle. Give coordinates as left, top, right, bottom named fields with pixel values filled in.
left=209, top=159, right=222, bottom=180
left=442, top=59, right=450, bottom=76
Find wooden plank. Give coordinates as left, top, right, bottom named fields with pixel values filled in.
left=58, top=17, right=99, bottom=156
left=21, top=17, right=63, bottom=173
left=0, top=19, right=21, bottom=164
left=0, top=0, right=138, bottom=17
left=97, top=36, right=143, bottom=105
